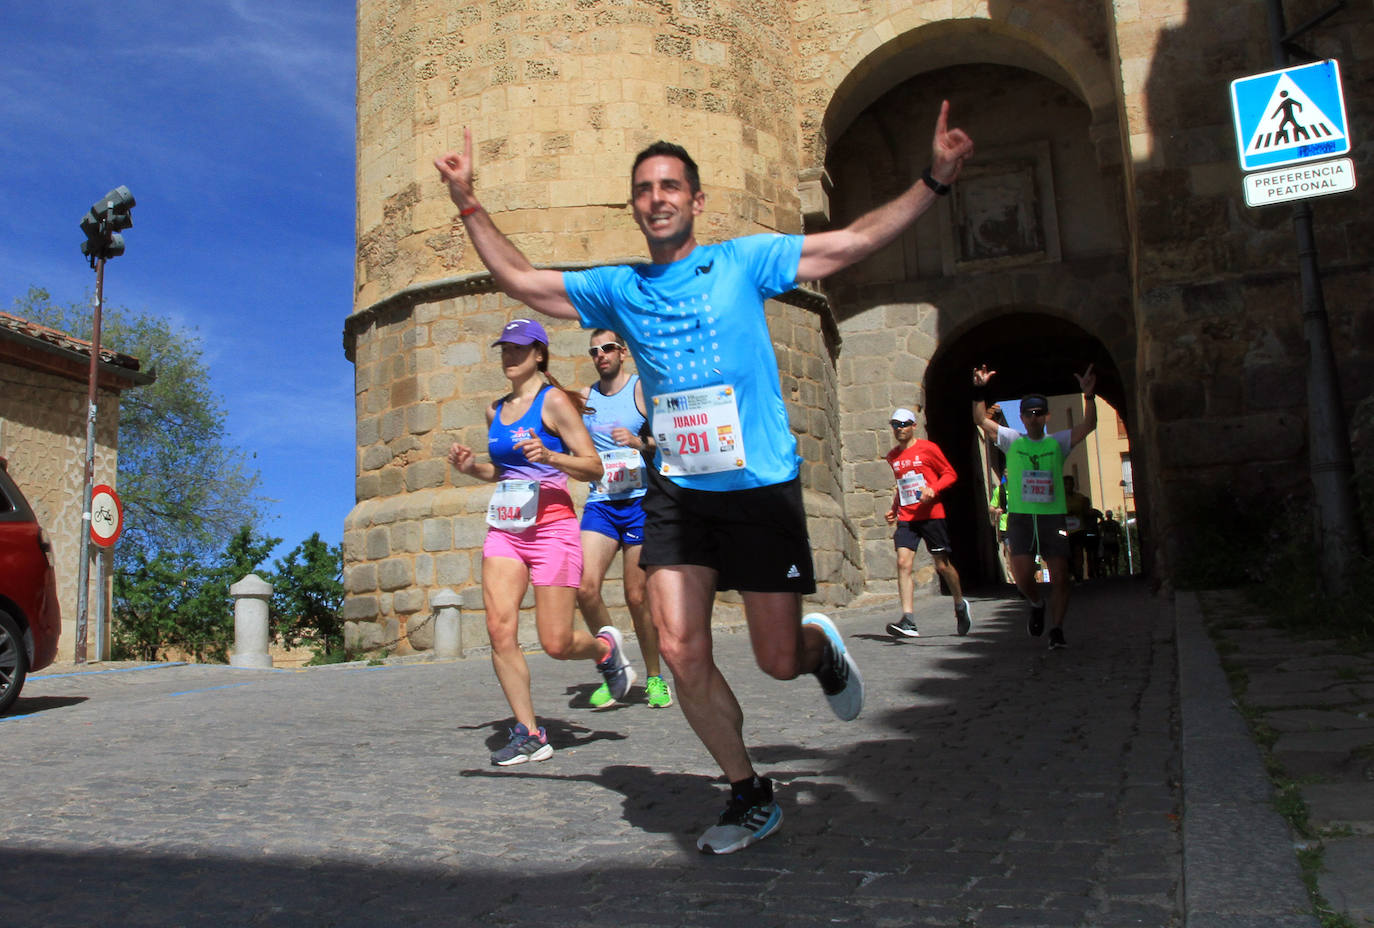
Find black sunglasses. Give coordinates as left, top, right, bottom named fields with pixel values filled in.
left=889, top=419, right=915, bottom=428
left=588, top=342, right=623, bottom=357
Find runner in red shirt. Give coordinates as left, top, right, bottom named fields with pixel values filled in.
left=883, top=407, right=972, bottom=638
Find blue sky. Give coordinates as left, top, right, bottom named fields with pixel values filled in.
left=1, top=2, right=357, bottom=551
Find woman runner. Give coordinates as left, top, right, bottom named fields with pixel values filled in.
left=447, top=318, right=636, bottom=765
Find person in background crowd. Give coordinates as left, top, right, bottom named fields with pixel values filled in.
left=882, top=406, right=972, bottom=639
left=576, top=328, right=673, bottom=711
left=971, top=364, right=1097, bottom=650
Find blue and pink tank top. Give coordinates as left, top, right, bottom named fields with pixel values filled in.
left=488, top=385, right=575, bottom=525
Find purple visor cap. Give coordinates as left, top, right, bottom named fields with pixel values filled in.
left=492, top=318, right=549, bottom=347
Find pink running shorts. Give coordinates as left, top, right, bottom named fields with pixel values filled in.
left=482, top=516, right=583, bottom=587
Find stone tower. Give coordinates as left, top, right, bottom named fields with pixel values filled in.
left=346, top=1, right=1373, bottom=652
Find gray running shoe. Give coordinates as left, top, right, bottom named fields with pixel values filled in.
left=955, top=600, right=972, bottom=636
left=491, top=724, right=553, bottom=766
left=886, top=614, right=920, bottom=638
left=596, top=626, right=636, bottom=701
left=803, top=613, right=863, bottom=721
left=697, top=788, right=783, bottom=855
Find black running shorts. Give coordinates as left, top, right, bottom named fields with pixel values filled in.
left=1005, top=512, right=1070, bottom=559
left=893, top=518, right=952, bottom=555
left=640, top=467, right=817, bottom=594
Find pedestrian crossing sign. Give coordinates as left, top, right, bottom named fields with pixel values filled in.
left=1231, top=60, right=1349, bottom=172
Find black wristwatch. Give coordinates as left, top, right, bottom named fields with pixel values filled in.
left=921, top=167, right=951, bottom=196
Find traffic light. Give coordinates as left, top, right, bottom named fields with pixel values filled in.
left=79, top=186, right=136, bottom=268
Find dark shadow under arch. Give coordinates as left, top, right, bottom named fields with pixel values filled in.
left=923, top=311, right=1132, bottom=590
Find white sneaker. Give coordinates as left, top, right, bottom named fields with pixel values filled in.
left=595, top=625, right=636, bottom=701
left=803, top=613, right=863, bottom=721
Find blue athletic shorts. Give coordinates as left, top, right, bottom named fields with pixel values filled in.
left=580, top=497, right=646, bottom=546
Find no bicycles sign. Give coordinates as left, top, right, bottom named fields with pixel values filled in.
left=90, top=484, right=124, bottom=548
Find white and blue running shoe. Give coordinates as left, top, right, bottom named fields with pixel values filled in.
left=595, top=625, right=636, bottom=701
left=490, top=724, right=553, bottom=766
left=803, top=613, right=864, bottom=721
left=697, top=789, right=783, bottom=855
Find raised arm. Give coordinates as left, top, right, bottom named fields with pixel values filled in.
left=434, top=128, right=578, bottom=320
left=1069, top=364, right=1098, bottom=448
left=971, top=365, right=1001, bottom=443
left=796, top=100, right=974, bottom=282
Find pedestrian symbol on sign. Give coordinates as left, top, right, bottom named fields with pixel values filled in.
left=1231, top=60, right=1350, bottom=172
left=1245, top=75, right=1342, bottom=156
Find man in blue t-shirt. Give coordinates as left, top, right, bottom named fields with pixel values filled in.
left=435, top=102, right=973, bottom=855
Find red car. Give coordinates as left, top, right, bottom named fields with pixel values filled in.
left=0, top=456, right=62, bottom=714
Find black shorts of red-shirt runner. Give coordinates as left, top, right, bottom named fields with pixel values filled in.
left=893, top=518, right=952, bottom=556
left=640, top=466, right=816, bottom=594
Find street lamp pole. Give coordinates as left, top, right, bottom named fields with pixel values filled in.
left=73, top=259, right=106, bottom=663
left=75, top=186, right=135, bottom=663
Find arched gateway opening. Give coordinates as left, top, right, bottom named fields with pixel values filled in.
left=815, top=29, right=1141, bottom=604
left=923, top=312, right=1136, bottom=591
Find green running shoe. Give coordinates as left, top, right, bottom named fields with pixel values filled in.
left=645, top=675, right=673, bottom=709
left=588, top=681, right=616, bottom=710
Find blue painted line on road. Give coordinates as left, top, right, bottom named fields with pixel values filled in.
left=168, top=682, right=255, bottom=697
left=32, top=662, right=189, bottom=680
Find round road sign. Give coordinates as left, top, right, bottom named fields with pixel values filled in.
left=90, top=484, right=124, bottom=547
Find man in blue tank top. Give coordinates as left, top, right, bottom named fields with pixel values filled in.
left=577, top=328, right=672, bottom=711
left=436, top=102, right=974, bottom=854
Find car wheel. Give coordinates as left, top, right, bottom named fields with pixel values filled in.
left=0, top=609, right=29, bottom=715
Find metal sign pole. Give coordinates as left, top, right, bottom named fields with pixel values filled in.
left=1264, top=0, right=1364, bottom=594
left=74, top=258, right=104, bottom=663
left=95, top=548, right=108, bottom=661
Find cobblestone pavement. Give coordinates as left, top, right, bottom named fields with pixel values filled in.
left=0, top=581, right=1308, bottom=927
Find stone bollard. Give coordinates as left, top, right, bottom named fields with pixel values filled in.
left=431, top=589, right=462, bottom=659
left=229, top=573, right=274, bottom=669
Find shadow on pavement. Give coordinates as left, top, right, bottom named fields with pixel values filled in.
left=4, top=695, right=88, bottom=719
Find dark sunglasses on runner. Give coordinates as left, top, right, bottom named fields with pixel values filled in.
left=588, top=343, right=622, bottom=357
left=889, top=419, right=915, bottom=429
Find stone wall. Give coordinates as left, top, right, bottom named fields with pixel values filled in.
left=0, top=364, right=119, bottom=660
left=357, top=0, right=806, bottom=307
left=1107, top=0, right=1374, bottom=576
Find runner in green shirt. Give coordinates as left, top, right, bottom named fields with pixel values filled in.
left=972, top=364, right=1097, bottom=649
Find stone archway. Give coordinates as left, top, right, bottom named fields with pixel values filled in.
left=799, top=4, right=1122, bottom=177
left=923, top=311, right=1135, bottom=590
left=820, top=51, right=1137, bottom=602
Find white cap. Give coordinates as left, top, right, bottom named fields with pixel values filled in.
left=890, top=408, right=917, bottom=423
